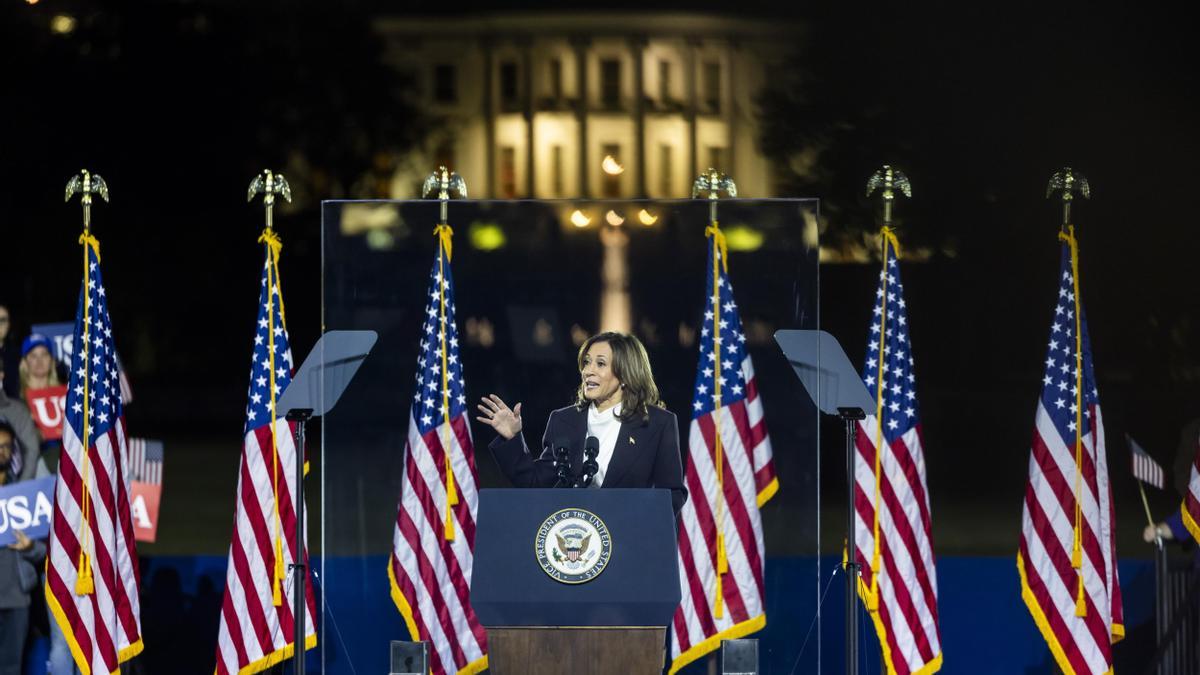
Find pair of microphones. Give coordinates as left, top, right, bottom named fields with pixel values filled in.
left=551, top=436, right=600, bottom=488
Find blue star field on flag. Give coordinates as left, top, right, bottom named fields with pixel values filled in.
left=411, top=250, right=467, bottom=432
left=860, top=252, right=920, bottom=442
left=244, top=257, right=293, bottom=434
left=1039, top=245, right=1099, bottom=442
left=691, top=249, right=749, bottom=418
left=66, top=244, right=124, bottom=444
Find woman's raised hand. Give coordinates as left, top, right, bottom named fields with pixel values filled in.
left=476, top=394, right=523, bottom=440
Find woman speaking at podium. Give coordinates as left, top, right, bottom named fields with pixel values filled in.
left=477, top=331, right=687, bottom=513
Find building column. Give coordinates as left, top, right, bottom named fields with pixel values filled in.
left=685, top=37, right=699, bottom=179
left=726, top=39, right=738, bottom=185
left=483, top=37, right=496, bottom=198
left=631, top=35, right=647, bottom=198
left=523, top=39, right=536, bottom=197
left=572, top=36, right=590, bottom=198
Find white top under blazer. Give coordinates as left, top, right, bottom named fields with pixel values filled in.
left=585, top=402, right=622, bottom=486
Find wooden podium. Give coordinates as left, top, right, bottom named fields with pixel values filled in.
left=471, top=489, right=680, bottom=675
left=486, top=627, right=665, bottom=675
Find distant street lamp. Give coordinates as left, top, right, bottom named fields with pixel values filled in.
left=570, top=209, right=591, bottom=227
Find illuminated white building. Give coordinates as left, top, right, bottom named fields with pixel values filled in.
left=375, top=13, right=795, bottom=199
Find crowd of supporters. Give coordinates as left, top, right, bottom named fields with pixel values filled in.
left=0, top=303, right=78, bottom=675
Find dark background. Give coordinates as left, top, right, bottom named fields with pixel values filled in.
left=1, top=2, right=1198, bottom=671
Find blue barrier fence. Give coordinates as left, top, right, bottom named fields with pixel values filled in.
left=23, top=554, right=1155, bottom=674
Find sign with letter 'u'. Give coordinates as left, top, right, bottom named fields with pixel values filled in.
left=25, top=385, right=68, bottom=441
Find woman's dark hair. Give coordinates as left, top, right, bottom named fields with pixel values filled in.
left=0, top=419, right=16, bottom=470
left=573, top=332, right=663, bottom=422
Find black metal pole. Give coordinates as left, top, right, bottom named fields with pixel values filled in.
left=288, top=409, right=313, bottom=675
left=1155, top=540, right=1165, bottom=675
left=839, top=407, right=865, bottom=675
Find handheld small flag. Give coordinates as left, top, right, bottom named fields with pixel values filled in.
left=1128, top=435, right=1164, bottom=490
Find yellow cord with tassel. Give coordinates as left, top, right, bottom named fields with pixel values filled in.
left=706, top=222, right=729, bottom=618
left=435, top=224, right=459, bottom=541
left=259, top=229, right=288, bottom=607
left=1059, top=225, right=1088, bottom=617
left=867, top=226, right=900, bottom=612
left=74, top=233, right=100, bottom=596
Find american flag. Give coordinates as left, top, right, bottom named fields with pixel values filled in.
left=46, top=236, right=144, bottom=674
left=1127, top=435, right=1164, bottom=490
left=387, top=238, right=488, bottom=675
left=215, top=236, right=317, bottom=675
left=1182, top=432, right=1200, bottom=541
left=669, top=230, right=777, bottom=674
left=126, top=438, right=163, bottom=486
left=854, top=234, right=942, bottom=675
left=1018, top=230, right=1123, bottom=674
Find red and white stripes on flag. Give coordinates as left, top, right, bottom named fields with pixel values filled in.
left=216, top=418, right=316, bottom=674
left=215, top=232, right=317, bottom=675
left=854, top=229, right=942, bottom=675
left=1182, top=432, right=1200, bottom=542
left=1018, top=229, right=1123, bottom=675
left=126, top=438, right=163, bottom=486
left=47, top=235, right=144, bottom=675
left=670, top=227, right=777, bottom=673
left=388, top=234, right=487, bottom=675
left=1127, top=435, right=1164, bottom=490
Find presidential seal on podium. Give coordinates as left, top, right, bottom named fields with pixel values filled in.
left=535, top=508, right=613, bottom=584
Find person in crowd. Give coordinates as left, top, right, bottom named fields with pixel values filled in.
left=0, top=420, right=47, bottom=675
left=1143, top=418, right=1200, bottom=568
left=478, top=331, right=687, bottom=513
left=17, top=334, right=60, bottom=402
left=45, top=596, right=80, bottom=674
left=0, top=305, right=18, bottom=399
left=0, top=360, right=39, bottom=482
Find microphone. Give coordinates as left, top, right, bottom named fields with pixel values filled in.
left=578, top=436, right=600, bottom=488
left=550, top=436, right=574, bottom=488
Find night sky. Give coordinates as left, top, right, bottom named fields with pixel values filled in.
left=1, top=2, right=1197, bottom=555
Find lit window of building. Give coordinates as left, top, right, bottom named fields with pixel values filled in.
left=375, top=13, right=794, bottom=199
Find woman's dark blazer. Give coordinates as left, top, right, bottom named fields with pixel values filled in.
left=488, top=403, right=688, bottom=514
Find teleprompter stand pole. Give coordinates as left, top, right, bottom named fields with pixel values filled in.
left=773, top=330, right=876, bottom=675
left=831, top=407, right=869, bottom=675
left=286, top=408, right=314, bottom=675
left=274, top=329, right=378, bottom=675
left=839, top=406, right=866, bottom=675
